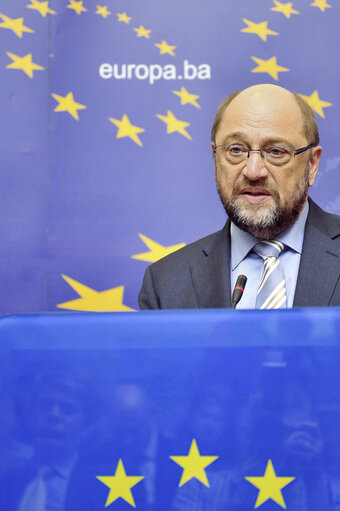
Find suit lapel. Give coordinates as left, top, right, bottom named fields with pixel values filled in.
left=190, top=222, right=232, bottom=308
left=294, top=201, right=340, bottom=307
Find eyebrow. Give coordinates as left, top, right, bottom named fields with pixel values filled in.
left=220, top=132, right=293, bottom=146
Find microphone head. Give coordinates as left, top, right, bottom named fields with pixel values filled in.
left=232, top=275, right=247, bottom=309
left=236, top=275, right=247, bottom=289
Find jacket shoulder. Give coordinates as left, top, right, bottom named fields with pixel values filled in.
left=138, top=224, right=229, bottom=309
left=308, top=198, right=340, bottom=238
left=149, top=225, right=227, bottom=272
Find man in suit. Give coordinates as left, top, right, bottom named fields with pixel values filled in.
left=64, top=384, right=178, bottom=511
left=0, top=369, right=90, bottom=511
left=139, top=84, right=340, bottom=309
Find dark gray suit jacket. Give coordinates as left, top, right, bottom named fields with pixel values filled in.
left=138, top=199, right=340, bottom=309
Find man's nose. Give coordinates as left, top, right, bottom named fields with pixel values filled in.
left=48, top=402, right=63, bottom=420
left=242, top=150, right=269, bottom=181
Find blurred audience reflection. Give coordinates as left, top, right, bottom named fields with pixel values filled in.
left=0, top=368, right=92, bottom=511
left=233, top=368, right=335, bottom=511
left=2, top=348, right=340, bottom=511
left=67, top=383, right=178, bottom=511
left=170, top=383, right=241, bottom=511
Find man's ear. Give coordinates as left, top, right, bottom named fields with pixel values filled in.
left=308, top=146, right=322, bottom=187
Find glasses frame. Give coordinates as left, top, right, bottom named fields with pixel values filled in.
left=213, top=143, right=315, bottom=165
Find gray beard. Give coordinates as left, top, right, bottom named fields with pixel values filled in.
left=216, top=167, right=309, bottom=240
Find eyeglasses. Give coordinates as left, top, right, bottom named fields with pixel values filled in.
left=213, top=143, right=315, bottom=167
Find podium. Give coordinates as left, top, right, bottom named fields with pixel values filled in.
left=0, top=309, right=340, bottom=510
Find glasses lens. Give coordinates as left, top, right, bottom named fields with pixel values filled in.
left=262, top=146, right=293, bottom=166
left=216, top=144, right=248, bottom=165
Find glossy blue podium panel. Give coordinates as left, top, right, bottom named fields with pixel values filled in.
left=0, top=309, right=340, bottom=511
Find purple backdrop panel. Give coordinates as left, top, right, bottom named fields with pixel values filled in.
left=0, top=0, right=339, bottom=313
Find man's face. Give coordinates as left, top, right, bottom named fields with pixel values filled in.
left=213, top=86, right=321, bottom=239
left=32, top=387, right=84, bottom=455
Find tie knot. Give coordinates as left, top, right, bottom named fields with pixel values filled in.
left=253, top=240, right=284, bottom=259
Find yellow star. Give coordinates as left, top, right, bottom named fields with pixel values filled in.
left=245, top=459, right=295, bottom=508
left=299, top=90, right=332, bottom=118
left=52, top=92, right=86, bottom=120
left=57, top=275, right=135, bottom=312
left=134, top=25, right=151, bottom=38
left=311, top=0, right=331, bottom=11
left=156, top=110, right=192, bottom=140
left=67, top=0, right=87, bottom=15
left=251, top=56, right=289, bottom=80
left=170, top=439, right=218, bottom=487
left=109, top=114, right=145, bottom=147
left=0, top=13, right=34, bottom=38
left=132, top=234, right=186, bottom=263
left=241, top=19, right=278, bottom=41
left=97, top=459, right=144, bottom=507
left=26, top=0, right=56, bottom=17
left=173, top=87, right=201, bottom=109
left=117, top=12, right=131, bottom=24
left=155, top=40, right=176, bottom=56
left=96, top=5, right=111, bottom=18
left=271, top=1, right=300, bottom=18
left=6, top=52, right=44, bottom=78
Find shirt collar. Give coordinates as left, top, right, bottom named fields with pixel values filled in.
left=34, top=452, right=78, bottom=479
left=230, top=201, right=309, bottom=271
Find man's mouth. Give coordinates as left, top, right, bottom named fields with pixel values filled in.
left=239, top=187, right=272, bottom=204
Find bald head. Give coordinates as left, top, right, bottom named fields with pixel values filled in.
left=211, top=84, right=319, bottom=146
left=233, top=83, right=294, bottom=103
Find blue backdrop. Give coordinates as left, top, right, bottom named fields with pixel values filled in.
left=0, top=0, right=338, bottom=313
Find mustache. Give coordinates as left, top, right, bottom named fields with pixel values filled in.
left=233, top=177, right=279, bottom=198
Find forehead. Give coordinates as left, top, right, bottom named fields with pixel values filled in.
left=216, top=87, right=305, bottom=144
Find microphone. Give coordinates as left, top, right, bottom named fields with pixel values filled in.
left=231, top=275, right=247, bottom=309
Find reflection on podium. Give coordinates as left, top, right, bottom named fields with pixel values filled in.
left=0, top=308, right=339, bottom=511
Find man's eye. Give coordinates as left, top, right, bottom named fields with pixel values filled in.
left=228, top=145, right=246, bottom=154
left=266, top=146, right=287, bottom=157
